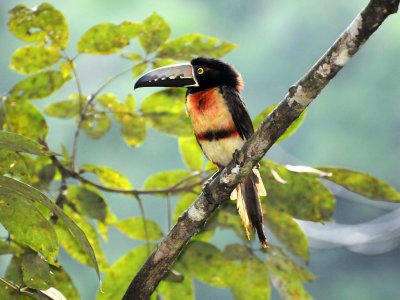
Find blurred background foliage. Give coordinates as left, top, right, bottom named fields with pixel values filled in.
left=0, top=0, right=399, bottom=299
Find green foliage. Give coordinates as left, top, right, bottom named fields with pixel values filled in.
left=253, top=102, right=307, bottom=143
left=44, top=99, right=80, bottom=118
left=143, top=169, right=191, bottom=191
left=157, top=33, right=237, bottom=60
left=178, top=136, right=204, bottom=171
left=113, top=217, right=163, bottom=241
left=66, top=185, right=107, bottom=221
left=55, top=205, right=109, bottom=270
left=1, top=99, right=48, bottom=139
left=2, top=3, right=399, bottom=300
left=8, top=3, right=68, bottom=49
left=265, top=209, right=309, bottom=262
left=141, top=89, right=193, bottom=137
left=266, top=246, right=315, bottom=300
left=10, top=70, right=67, bottom=100
left=82, top=164, right=133, bottom=189
left=10, top=45, right=61, bottom=74
left=318, top=167, right=400, bottom=201
left=98, top=94, right=147, bottom=146
left=139, top=13, right=171, bottom=53
left=0, top=188, right=58, bottom=263
left=77, top=22, right=140, bottom=54
left=98, top=245, right=156, bottom=300
left=21, top=252, right=54, bottom=290
left=0, top=131, right=55, bottom=156
left=261, top=160, right=336, bottom=222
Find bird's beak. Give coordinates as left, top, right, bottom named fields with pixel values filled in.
left=134, top=63, right=198, bottom=89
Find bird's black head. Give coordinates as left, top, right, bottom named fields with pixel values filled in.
left=188, top=57, right=243, bottom=92
left=134, top=57, right=244, bottom=92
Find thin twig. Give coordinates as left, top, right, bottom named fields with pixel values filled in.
left=70, top=65, right=134, bottom=169
left=166, top=194, right=172, bottom=230
left=134, top=194, right=150, bottom=255
left=91, top=66, right=134, bottom=100
left=50, top=155, right=207, bottom=196
left=66, top=52, right=85, bottom=169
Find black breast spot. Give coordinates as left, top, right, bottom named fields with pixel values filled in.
left=197, top=128, right=237, bottom=141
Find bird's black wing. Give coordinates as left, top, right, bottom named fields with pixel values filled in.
left=220, top=85, right=254, bottom=140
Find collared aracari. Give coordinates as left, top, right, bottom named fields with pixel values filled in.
left=135, top=57, right=268, bottom=248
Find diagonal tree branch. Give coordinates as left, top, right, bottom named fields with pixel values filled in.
left=123, top=0, right=399, bottom=298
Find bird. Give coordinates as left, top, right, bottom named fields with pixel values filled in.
left=134, top=57, right=268, bottom=248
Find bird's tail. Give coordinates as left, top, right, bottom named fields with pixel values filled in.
left=232, top=169, right=268, bottom=248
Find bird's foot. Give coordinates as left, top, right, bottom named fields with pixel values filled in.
left=232, top=149, right=244, bottom=166
left=202, top=170, right=222, bottom=204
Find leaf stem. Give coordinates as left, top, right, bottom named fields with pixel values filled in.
left=134, top=194, right=150, bottom=255
left=166, top=194, right=172, bottom=230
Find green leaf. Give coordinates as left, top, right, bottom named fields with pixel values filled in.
left=0, top=240, right=21, bottom=255
left=82, top=113, right=111, bottom=139
left=228, top=258, right=270, bottom=300
left=77, top=22, right=140, bottom=54
left=81, top=164, right=133, bottom=189
left=157, top=277, right=194, bottom=300
left=113, top=217, right=163, bottom=241
left=60, top=60, right=74, bottom=79
left=44, top=99, right=80, bottom=118
left=224, top=243, right=251, bottom=261
left=0, top=176, right=100, bottom=278
left=153, top=59, right=176, bottom=68
left=119, top=113, right=147, bottom=146
left=8, top=3, right=69, bottom=49
left=139, top=12, right=171, bottom=53
left=252, top=103, right=275, bottom=130
left=120, top=52, right=142, bottom=61
left=173, top=193, right=197, bottom=223
left=143, top=170, right=191, bottom=192
left=1, top=99, right=48, bottom=139
left=253, top=103, right=307, bottom=143
left=50, top=266, right=80, bottom=300
left=265, top=209, right=309, bottom=262
left=318, top=167, right=400, bottom=202
left=261, top=160, right=336, bottom=222
left=9, top=70, right=67, bottom=100
left=98, top=244, right=155, bottom=300
left=21, top=252, right=54, bottom=290
left=66, top=185, right=107, bottom=222
left=0, top=131, right=55, bottom=156
left=55, top=205, right=108, bottom=270
left=266, top=246, right=315, bottom=300
left=0, top=256, right=31, bottom=300
left=141, top=89, right=192, bottom=137
left=10, top=45, right=61, bottom=74
left=0, top=189, right=58, bottom=264
left=178, top=136, right=204, bottom=171
left=216, top=208, right=249, bottom=242
left=0, top=150, right=31, bottom=183
left=98, top=93, right=147, bottom=146
left=38, top=163, right=56, bottom=186
left=177, top=241, right=235, bottom=288
left=132, top=62, right=148, bottom=78
left=157, top=33, right=236, bottom=60
left=178, top=241, right=268, bottom=300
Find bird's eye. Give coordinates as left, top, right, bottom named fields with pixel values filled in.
left=197, top=67, right=204, bottom=75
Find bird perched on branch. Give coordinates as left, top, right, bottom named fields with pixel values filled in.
left=135, top=57, right=268, bottom=248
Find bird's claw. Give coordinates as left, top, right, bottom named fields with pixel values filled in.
left=202, top=170, right=222, bottom=204
left=232, top=149, right=243, bottom=166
